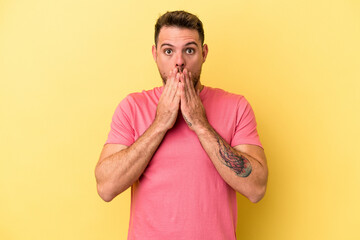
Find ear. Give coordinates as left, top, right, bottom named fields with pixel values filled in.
left=152, top=45, right=157, bottom=61
left=202, top=44, right=209, bottom=63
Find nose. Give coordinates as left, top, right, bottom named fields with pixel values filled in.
left=175, top=52, right=185, bottom=71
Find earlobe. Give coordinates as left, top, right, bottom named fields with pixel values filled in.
left=152, top=45, right=157, bottom=61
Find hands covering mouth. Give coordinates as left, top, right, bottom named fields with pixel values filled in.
left=177, top=66, right=184, bottom=73
left=156, top=66, right=208, bottom=132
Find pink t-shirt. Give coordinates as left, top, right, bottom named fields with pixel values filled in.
left=106, top=86, right=262, bottom=240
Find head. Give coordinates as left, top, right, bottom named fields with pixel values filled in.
left=152, top=11, right=208, bottom=87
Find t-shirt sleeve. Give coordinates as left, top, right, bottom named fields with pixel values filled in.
left=105, top=96, right=135, bottom=146
left=230, top=96, right=263, bottom=148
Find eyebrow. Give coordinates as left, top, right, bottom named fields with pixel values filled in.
left=160, top=43, right=174, bottom=48
left=160, top=41, right=199, bottom=48
left=185, top=41, right=199, bottom=47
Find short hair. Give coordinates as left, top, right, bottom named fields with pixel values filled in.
left=154, top=11, right=205, bottom=47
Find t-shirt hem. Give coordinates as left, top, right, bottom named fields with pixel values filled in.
left=104, top=141, right=132, bottom=147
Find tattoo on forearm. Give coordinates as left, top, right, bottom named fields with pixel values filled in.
left=214, top=133, right=252, bottom=177
left=182, top=114, right=192, bottom=127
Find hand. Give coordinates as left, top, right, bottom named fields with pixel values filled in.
left=179, top=69, right=209, bottom=132
left=154, top=67, right=181, bottom=131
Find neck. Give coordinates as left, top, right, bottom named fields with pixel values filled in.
left=195, top=81, right=204, bottom=93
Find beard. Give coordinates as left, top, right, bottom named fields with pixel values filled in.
left=160, top=68, right=202, bottom=88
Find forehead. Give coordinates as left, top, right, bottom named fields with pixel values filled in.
left=157, top=26, right=200, bottom=46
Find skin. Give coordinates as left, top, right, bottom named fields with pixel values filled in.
left=152, top=26, right=208, bottom=90
left=95, top=26, right=268, bottom=203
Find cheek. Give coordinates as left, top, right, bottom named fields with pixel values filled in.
left=187, top=61, right=202, bottom=73
left=188, top=55, right=202, bottom=66
left=158, top=57, right=172, bottom=70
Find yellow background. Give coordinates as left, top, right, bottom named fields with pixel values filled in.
left=1, top=0, right=359, bottom=239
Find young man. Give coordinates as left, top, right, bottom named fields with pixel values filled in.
left=95, top=11, right=268, bottom=239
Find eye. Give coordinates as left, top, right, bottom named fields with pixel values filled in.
left=185, top=48, right=195, bottom=54
left=164, top=49, right=173, bottom=55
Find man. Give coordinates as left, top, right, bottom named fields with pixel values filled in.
left=95, top=11, right=268, bottom=239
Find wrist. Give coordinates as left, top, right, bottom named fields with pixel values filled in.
left=194, top=121, right=213, bottom=136
left=152, top=116, right=172, bottom=133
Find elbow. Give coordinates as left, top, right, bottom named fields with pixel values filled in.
left=96, top=179, right=129, bottom=202
left=95, top=172, right=129, bottom=202
left=248, top=184, right=267, bottom=203
left=248, top=166, right=268, bottom=203
left=97, top=183, right=117, bottom=202
left=95, top=168, right=121, bottom=202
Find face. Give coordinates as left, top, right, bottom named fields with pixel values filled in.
left=152, top=26, right=208, bottom=87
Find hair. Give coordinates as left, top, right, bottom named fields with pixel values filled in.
left=154, top=10, right=205, bottom=47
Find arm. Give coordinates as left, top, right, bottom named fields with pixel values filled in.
left=195, top=126, right=268, bottom=203
left=95, top=123, right=167, bottom=202
left=95, top=68, right=182, bottom=202
left=179, top=69, right=268, bottom=203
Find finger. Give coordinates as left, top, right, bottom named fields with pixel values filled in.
left=164, top=68, right=178, bottom=97
left=179, top=73, right=188, bottom=103
left=176, top=81, right=183, bottom=103
left=183, top=69, right=193, bottom=101
left=162, top=69, right=173, bottom=95
left=187, top=71, right=197, bottom=97
left=168, top=67, right=178, bottom=85
left=170, top=72, right=181, bottom=101
left=184, top=69, right=192, bottom=91
left=179, top=81, right=188, bottom=110
left=180, top=70, right=188, bottom=103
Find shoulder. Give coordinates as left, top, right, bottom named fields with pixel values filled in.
left=125, top=86, right=163, bottom=105
left=203, top=86, right=255, bottom=119
left=203, top=86, right=247, bottom=104
left=114, top=86, right=162, bottom=117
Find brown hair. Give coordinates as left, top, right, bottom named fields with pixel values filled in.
left=154, top=11, right=205, bottom=47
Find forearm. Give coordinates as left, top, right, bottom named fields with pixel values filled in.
left=96, top=68, right=182, bottom=202
left=177, top=69, right=267, bottom=202
left=195, top=124, right=268, bottom=203
left=95, top=120, right=167, bottom=201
